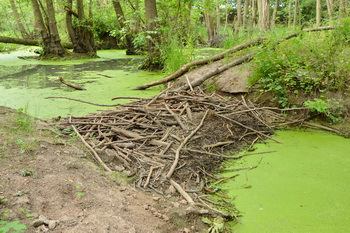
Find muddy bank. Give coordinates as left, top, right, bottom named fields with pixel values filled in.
left=0, top=106, right=206, bottom=232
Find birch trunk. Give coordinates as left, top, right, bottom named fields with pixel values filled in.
left=316, top=0, right=322, bottom=27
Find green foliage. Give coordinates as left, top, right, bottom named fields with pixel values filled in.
left=0, top=196, right=8, bottom=204
left=250, top=26, right=350, bottom=107
left=0, top=220, right=27, bottom=233
left=10, top=107, right=34, bottom=133
left=304, top=98, right=344, bottom=122
left=202, top=216, right=225, bottom=233
left=75, top=185, right=85, bottom=197
left=19, top=169, right=36, bottom=178
left=161, top=35, right=195, bottom=74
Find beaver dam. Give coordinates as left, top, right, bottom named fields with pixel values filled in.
left=55, top=88, right=310, bottom=219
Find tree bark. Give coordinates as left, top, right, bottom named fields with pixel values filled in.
left=339, top=0, right=346, bottom=20
left=30, top=0, right=65, bottom=56
left=325, top=0, right=334, bottom=22
left=288, top=0, right=292, bottom=27
left=0, top=36, right=73, bottom=48
left=293, top=0, right=299, bottom=28
left=316, top=0, right=322, bottom=27
left=0, top=36, right=38, bottom=46
left=235, top=0, right=242, bottom=33
left=9, top=0, right=29, bottom=39
left=251, top=0, right=256, bottom=28
left=142, top=0, right=161, bottom=69
left=271, top=0, right=279, bottom=27
left=243, top=0, right=249, bottom=28
left=258, top=0, right=270, bottom=31
left=112, top=0, right=136, bottom=55
left=64, top=0, right=96, bottom=54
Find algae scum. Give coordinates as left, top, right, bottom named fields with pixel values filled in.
left=0, top=49, right=163, bottom=119
left=223, top=130, right=350, bottom=233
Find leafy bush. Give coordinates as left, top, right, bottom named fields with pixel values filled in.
left=250, top=24, right=350, bottom=107
left=0, top=220, right=27, bottom=233
left=304, top=98, right=345, bottom=122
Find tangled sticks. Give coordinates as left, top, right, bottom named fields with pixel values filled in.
left=63, top=89, right=285, bottom=214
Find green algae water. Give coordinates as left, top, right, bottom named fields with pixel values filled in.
left=222, top=130, right=350, bottom=233
left=0, top=49, right=163, bottom=119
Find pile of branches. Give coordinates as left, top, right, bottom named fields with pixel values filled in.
left=62, top=89, right=287, bottom=210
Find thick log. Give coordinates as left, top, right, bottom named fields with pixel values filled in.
left=176, top=26, right=336, bottom=91
left=0, top=36, right=73, bottom=49
left=133, top=38, right=266, bottom=90
left=134, top=26, right=336, bottom=91
left=175, top=52, right=256, bottom=91
left=0, top=36, right=39, bottom=46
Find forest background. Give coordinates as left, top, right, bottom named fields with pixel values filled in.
left=0, top=0, right=350, bottom=118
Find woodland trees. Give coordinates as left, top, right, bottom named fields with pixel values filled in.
left=64, top=0, right=96, bottom=55
left=30, top=0, right=65, bottom=56
left=0, top=0, right=349, bottom=64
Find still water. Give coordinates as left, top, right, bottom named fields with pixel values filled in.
left=222, top=130, right=350, bottom=233
left=0, top=48, right=163, bottom=119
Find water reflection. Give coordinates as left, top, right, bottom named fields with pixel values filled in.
left=0, top=50, right=163, bottom=119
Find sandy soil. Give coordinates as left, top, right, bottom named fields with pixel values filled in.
left=0, top=106, right=206, bottom=233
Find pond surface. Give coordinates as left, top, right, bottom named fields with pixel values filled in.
left=222, top=130, right=350, bottom=233
left=0, top=48, right=163, bottom=119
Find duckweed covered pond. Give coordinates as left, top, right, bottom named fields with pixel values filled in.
left=222, top=130, right=350, bottom=233
left=0, top=49, right=163, bottom=119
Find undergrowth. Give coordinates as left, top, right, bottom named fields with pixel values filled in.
left=249, top=18, right=350, bottom=120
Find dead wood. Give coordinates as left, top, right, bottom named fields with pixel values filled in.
left=0, top=36, right=73, bottom=49
left=57, top=76, right=86, bottom=90
left=135, top=26, right=336, bottom=91
left=133, top=38, right=265, bottom=90
left=175, top=52, right=256, bottom=91
left=56, top=89, right=308, bottom=217
left=45, top=96, right=121, bottom=107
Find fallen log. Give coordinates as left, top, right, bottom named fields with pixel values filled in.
left=135, top=26, right=336, bottom=91
left=57, top=76, right=86, bottom=90
left=133, top=38, right=266, bottom=90
left=0, top=36, right=73, bottom=49
left=175, top=52, right=256, bottom=91
left=0, top=36, right=39, bottom=46
left=176, top=26, right=336, bottom=91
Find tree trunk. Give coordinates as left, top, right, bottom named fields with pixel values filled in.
left=112, top=0, right=136, bottom=55
left=339, top=0, right=346, bottom=20
left=271, top=0, right=279, bottom=27
left=236, top=0, right=242, bottom=33
left=9, top=0, right=29, bottom=39
left=224, top=0, right=229, bottom=32
left=251, top=0, right=256, bottom=28
left=316, top=0, right=321, bottom=27
left=258, top=0, right=270, bottom=31
left=243, top=0, right=249, bottom=28
left=0, top=36, right=38, bottom=46
left=288, top=0, right=292, bottom=27
left=293, top=0, right=299, bottom=28
left=325, top=0, right=334, bottom=22
left=216, top=3, right=220, bottom=33
left=30, top=0, right=65, bottom=56
left=143, top=0, right=161, bottom=70
left=64, top=0, right=96, bottom=54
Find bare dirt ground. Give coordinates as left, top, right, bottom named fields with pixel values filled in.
left=0, top=106, right=206, bottom=233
